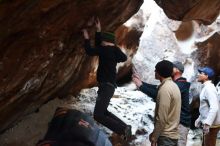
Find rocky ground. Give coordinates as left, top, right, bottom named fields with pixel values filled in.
left=0, top=83, right=219, bottom=146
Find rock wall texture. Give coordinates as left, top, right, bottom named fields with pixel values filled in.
left=155, top=0, right=220, bottom=25
left=0, top=0, right=143, bottom=133
left=0, top=0, right=219, bottom=134
left=196, top=32, right=220, bottom=79
left=175, top=22, right=194, bottom=41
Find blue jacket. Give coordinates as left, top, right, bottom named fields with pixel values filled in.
left=139, top=77, right=191, bottom=127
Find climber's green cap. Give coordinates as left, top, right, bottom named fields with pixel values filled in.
left=101, top=32, right=115, bottom=43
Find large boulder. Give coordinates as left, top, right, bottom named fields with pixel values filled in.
left=196, top=32, right=220, bottom=78
left=0, top=0, right=143, bottom=133
left=154, top=0, right=220, bottom=25
left=0, top=0, right=219, bottom=134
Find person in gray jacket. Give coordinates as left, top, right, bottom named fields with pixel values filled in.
left=195, top=67, right=220, bottom=146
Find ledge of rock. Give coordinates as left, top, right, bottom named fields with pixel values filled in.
left=196, top=32, right=220, bottom=78
left=116, top=25, right=143, bottom=84
left=155, top=0, right=220, bottom=25
left=175, top=22, right=194, bottom=41
left=0, top=0, right=143, bottom=133
left=0, top=0, right=220, bottom=134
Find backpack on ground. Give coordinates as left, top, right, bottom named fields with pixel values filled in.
left=37, top=107, right=112, bottom=146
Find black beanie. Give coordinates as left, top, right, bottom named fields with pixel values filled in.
left=155, top=60, right=173, bottom=78
left=101, top=32, right=115, bottom=44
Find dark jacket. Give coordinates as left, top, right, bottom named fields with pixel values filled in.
left=139, top=77, right=191, bottom=127
left=84, top=32, right=127, bottom=85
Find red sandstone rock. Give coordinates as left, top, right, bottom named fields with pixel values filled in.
left=155, top=0, right=220, bottom=25
left=196, top=32, right=220, bottom=77
left=0, top=0, right=143, bottom=133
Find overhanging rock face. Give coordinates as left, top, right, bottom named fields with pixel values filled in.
left=196, top=32, right=220, bottom=78
left=0, top=0, right=143, bottom=133
left=0, top=0, right=220, bottom=134
left=154, top=0, right=220, bottom=25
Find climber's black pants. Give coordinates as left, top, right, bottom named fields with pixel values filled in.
left=94, top=82, right=127, bottom=135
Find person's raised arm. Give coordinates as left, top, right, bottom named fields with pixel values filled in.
left=140, top=82, right=158, bottom=100
left=95, top=17, right=102, bottom=47
left=82, top=29, right=99, bottom=56
left=132, top=74, right=158, bottom=101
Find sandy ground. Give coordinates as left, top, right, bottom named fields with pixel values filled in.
left=0, top=85, right=219, bottom=146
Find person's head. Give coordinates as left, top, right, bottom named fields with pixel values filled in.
left=155, top=60, right=173, bottom=81
left=101, top=32, right=115, bottom=46
left=172, top=61, right=184, bottom=77
left=197, top=67, right=215, bottom=83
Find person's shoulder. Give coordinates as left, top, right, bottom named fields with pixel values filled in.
left=205, top=82, right=217, bottom=91
left=102, top=44, right=116, bottom=48
left=204, top=81, right=215, bottom=87
left=170, top=80, right=179, bottom=88
left=158, top=81, right=179, bottom=97
left=175, top=77, right=190, bottom=84
left=161, top=79, right=176, bottom=89
left=165, top=78, right=175, bottom=84
left=111, top=45, right=120, bottom=50
left=176, top=77, right=186, bottom=82
left=106, top=44, right=119, bottom=49
left=109, top=46, right=122, bottom=53
left=175, top=77, right=191, bottom=88
left=165, top=79, right=179, bottom=90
